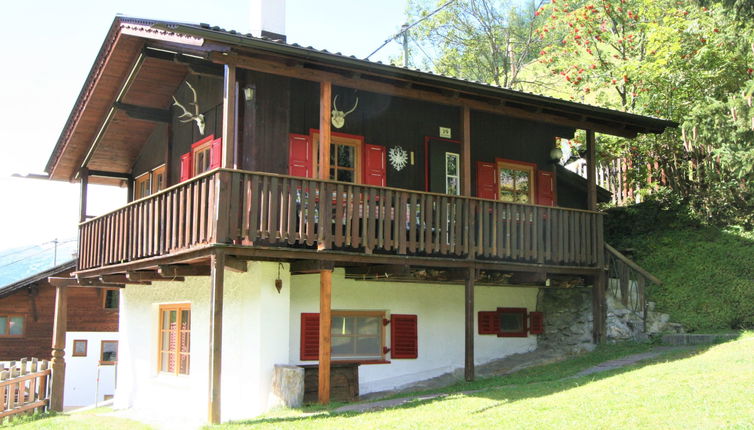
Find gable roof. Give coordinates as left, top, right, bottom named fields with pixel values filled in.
left=44, top=16, right=677, bottom=182
left=0, top=260, right=76, bottom=299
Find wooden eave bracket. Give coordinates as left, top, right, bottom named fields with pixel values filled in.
left=99, top=274, right=151, bottom=285
left=158, top=264, right=212, bottom=277
left=345, top=264, right=411, bottom=278
left=113, top=102, right=171, bottom=123
left=290, top=260, right=335, bottom=275
left=224, top=256, right=247, bottom=273
left=76, top=277, right=125, bottom=288
left=48, top=277, right=80, bottom=287
left=126, top=270, right=185, bottom=282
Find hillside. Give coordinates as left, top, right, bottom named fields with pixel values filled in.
left=604, top=198, right=754, bottom=331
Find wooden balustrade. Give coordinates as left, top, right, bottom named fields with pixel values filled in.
left=0, top=359, right=50, bottom=423
left=78, top=169, right=604, bottom=271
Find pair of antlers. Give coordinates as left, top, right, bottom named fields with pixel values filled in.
left=172, top=81, right=206, bottom=134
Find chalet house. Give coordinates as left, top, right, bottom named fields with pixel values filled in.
left=0, top=261, right=119, bottom=407
left=41, top=12, right=675, bottom=425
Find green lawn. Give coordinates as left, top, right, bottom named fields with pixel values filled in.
left=214, top=334, right=754, bottom=430
left=4, top=336, right=752, bottom=430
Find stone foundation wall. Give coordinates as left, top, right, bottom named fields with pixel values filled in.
left=536, top=287, right=595, bottom=354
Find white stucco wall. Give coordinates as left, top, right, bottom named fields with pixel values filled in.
left=64, top=331, right=118, bottom=408
left=113, top=261, right=291, bottom=425
left=289, top=269, right=538, bottom=393
left=115, top=261, right=537, bottom=424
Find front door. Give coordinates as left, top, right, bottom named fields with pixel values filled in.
left=426, top=137, right=461, bottom=195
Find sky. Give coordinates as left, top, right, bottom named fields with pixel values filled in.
left=0, top=0, right=408, bottom=250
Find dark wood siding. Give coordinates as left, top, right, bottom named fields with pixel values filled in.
left=0, top=278, right=118, bottom=361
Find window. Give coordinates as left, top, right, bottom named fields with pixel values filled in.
left=497, top=160, right=535, bottom=204
left=0, top=315, right=24, bottom=337
left=311, top=131, right=362, bottom=184
left=73, top=339, right=88, bottom=357
left=103, top=290, right=119, bottom=310
left=180, top=136, right=221, bottom=182
left=100, top=340, right=118, bottom=364
left=133, top=164, right=167, bottom=200
left=445, top=152, right=460, bottom=195
left=477, top=308, right=544, bottom=337
left=159, top=304, right=191, bottom=375
left=193, top=139, right=213, bottom=176
left=331, top=311, right=385, bottom=361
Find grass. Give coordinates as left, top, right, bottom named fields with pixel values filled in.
left=211, top=333, right=754, bottom=430
left=0, top=407, right=153, bottom=430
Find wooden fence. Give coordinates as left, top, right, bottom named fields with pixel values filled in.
left=0, top=358, right=50, bottom=423
left=79, top=169, right=604, bottom=270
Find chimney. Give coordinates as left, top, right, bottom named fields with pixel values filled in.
left=250, top=0, right=286, bottom=42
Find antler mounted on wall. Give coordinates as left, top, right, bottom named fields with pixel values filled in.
left=331, top=95, right=359, bottom=129
left=172, top=81, right=206, bottom=134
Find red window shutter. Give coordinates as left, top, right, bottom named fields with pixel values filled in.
left=288, top=134, right=312, bottom=178
left=363, top=144, right=386, bottom=187
left=478, top=311, right=500, bottom=335
left=476, top=161, right=497, bottom=200
left=300, top=313, right=320, bottom=360
left=536, top=170, right=555, bottom=206
left=529, top=311, right=544, bottom=335
left=179, top=152, right=193, bottom=182
left=390, top=314, right=418, bottom=359
left=210, top=137, right=223, bottom=169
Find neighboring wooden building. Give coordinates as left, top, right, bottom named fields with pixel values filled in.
left=0, top=261, right=119, bottom=407
left=41, top=14, right=674, bottom=425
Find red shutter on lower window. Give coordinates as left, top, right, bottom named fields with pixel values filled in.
left=300, top=313, right=320, bottom=360
left=390, top=314, right=418, bottom=359
left=529, top=311, right=544, bottom=335
left=288, top=134, right=312, bottom=178
left=210, top=137, right=223, bottom=169
left=179, top=152, right=193, bottom=182
left=536, top=171, right=555, bottom=206
left=478, top=311, right=500, bottom=334
left=476, top=161, right=497, bottom=200
left=363, top=144, right=386, bottom=186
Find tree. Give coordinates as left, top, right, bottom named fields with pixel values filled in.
left=406, top=0, right=549, bottom=88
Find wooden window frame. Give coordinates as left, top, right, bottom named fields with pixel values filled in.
left=310, top=129, right=363, bottom=184
left=0, top=315, right=25, bottom=338
left=133, top=163, right=167, bottom=200
left=496, top=158, right=537, bottom=204
left=158, top=303, right=191, bottom=376
left=100, top=340, right=118, bottom=365
left=445, top=152, right=461, bottom=195
left=102, top=289, right=120, bottom=312
left=496, top=307, right=529, bottom=338
left=330, top=310, right=387, bottom=362
left=191, top=135, right=215, bottom=177
left=72, top=339, right=88, bottom=357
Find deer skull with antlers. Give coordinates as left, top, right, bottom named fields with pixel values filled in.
left=172, top=81, right=206, bottom=134
left=331, top=95, right=359, bottom=129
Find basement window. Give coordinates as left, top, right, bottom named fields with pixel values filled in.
left=331, top=311, right=384, bottom=361
left=0, top=315, right=24, bottom=337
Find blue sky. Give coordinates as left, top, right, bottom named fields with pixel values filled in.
left=0, top=0, right=409, bottom=249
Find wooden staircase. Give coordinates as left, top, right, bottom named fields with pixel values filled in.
left=604, top=243, right=662, bottom=331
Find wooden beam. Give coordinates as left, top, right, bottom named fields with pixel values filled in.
left=509, top=272, right=548, bottom=285
left=318, top=81, right=332, bottom=180
left=344, top=264, right=410, bottom=278
left=222, top=64, right=237, bottom=169
left=77, top=278, right=125, bottom=288
left=158, top=264, right=211, bottom=277
left=592, top=271, right=607, bottom=344
left=208, top=252, right=224, bottom=424
left=464, top=267, right=475, bottom=382
left=224, top=256, right=247, bottom=273
left=48, top=277, right=79, bottom=287
left=290, top=260, right=335, bottom=274
left=126, top=270, right=185, bottom=282
left=461, top=106, right=472, bottom=197
left=586, top=130, right=597, bottom=211
left=211, top=52, right=639, bottom=138
left=79, top=168, right=88, bottom=223
left=318, top=269, right=333, bottom=404
left=113, top=102, right=171, bottom=123
left=99, top=274, right=151, bottom=285
left=49, top=285, right=67, bottom=411
left=87, top=170, right=132, bottom=180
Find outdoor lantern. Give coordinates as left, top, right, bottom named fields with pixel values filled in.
left=549, top=147, right=563, bottom=163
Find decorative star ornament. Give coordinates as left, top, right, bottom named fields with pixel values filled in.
left=389, top=146, right=409, bottom=171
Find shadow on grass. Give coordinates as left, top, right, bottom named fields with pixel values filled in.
left=212, top=339, right=734, bottom=429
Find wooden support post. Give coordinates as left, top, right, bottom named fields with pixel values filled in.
left=586, top=130, right=597, bottom=211
left=222, top=64, right=237, bottom=169
left=208, top=252, right=225, bottom=424
left=592, top=271, right=607, bottom=344
left=49, top=285, right=68, bottom=411
left=318, top=81, right=332, bottom=180
left=79, top=167, right=89, bottom=222
left=318, top=268, right=333, bottom=404
left=464, top=267, right=475, bottom=381
left=461, top=106, right=472, bottom=197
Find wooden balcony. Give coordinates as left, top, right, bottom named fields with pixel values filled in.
left=77, top=169, right=604, bottom=273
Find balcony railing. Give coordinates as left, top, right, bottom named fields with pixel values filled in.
left=78, top=169, right=604, bottom=271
